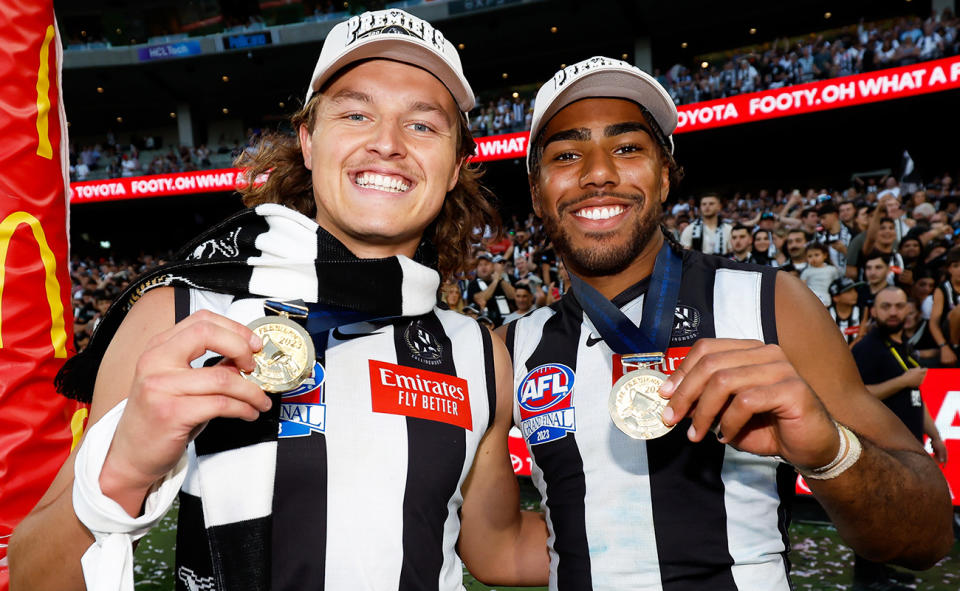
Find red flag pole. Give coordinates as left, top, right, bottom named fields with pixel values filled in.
left=0, top=4, right=87, bottom=587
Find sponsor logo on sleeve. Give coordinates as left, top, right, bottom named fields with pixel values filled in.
left=278, top=361, right=326, bottom=438
left=517, top=363, right=576, bottom=445
left=369, top=360, right=472, bottom=430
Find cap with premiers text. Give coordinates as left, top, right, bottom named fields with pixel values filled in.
left=526, top=56, right=677, bottom=172
left=304, top=9, right=474, bottom=112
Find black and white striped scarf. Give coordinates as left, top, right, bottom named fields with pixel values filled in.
left=60, top=203, right=441, bottom=591
left=57, top=203, right=440, bottom=404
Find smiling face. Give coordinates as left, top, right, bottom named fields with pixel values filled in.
left=530, top=98, right=670, bottom=278
left=299, top=59, right=463, bottom=258
left=753, top=231, right=770, bottom=252
left=877, top=220, right=896, bottom=248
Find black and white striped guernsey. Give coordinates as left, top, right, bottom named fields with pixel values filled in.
left=174, top=288, right=497, bottom=591
left=828, top=304, right=862, bottom=345
left=506, top=250, right=796, bottom=591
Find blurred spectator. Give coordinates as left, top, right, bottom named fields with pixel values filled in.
left=801, top=242, right=841, bottom=305
left=780, top=229, right=810, bottom=275
left=828, top=277, right=866, bottom=346
left=858, top=254, right=894, bottom=310
left=439, top=280, right=465, bottom=314
left=817, top=202, right=852, bottom=267
left=467, top=252, right=515, bottom=327
left=680, top=193, right=732, bottom=255
left=929, top=246, right=960, bottom=366
left=727, top=224, right=757, bottom=264
left=904, top=298, right=940, bottom=367
left=502, top=281, right=537, bottom=323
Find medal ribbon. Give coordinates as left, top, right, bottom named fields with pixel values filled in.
left=265, top=299, right=394, bottom=356
left=568, top=241, right=682, bottom=357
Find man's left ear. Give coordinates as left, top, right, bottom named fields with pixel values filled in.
left=447, top=157, right=465, bottom=192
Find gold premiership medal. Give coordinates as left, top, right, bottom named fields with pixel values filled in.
left=608, top=367, right=673, bottom=440
left=242, top=316, right=315, bottom=393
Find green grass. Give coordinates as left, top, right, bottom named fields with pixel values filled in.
left=135, top=499, right=960, bottom=590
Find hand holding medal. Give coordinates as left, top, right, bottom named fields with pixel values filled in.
left=657, top=338, right=840, bottom=470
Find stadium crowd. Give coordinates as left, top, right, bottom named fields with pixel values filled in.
left=66, top=10, right=960, bottom=176
left=69, top=131, right=261, bottom=181
left=659, top=11, right=960, bottom=106
left=467, top=9, right=960, bottom=137
left=71, top=164, right=960, bottom=369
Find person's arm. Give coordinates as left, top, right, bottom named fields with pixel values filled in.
left=9, top=288, right=267, bottom=590
left=472, top=278, right=498, bottom=310
left=919, top=222, right=949, bottom=247
left=928, top=289, right=958, bottom=365
left=459, top=332, right=549, bottom=586
left=779, top=191, right=802, bottom=220
left=924, top=404, right=948, bottom=465
left=863, top=367, right=925, bottom=400
left=845, top=234, right=864, bottom=279
left=499, top=273, right=516, bottom=301
left=659, top=272, right=953, bottom=568
left=862, top=198, right=887, bottom=255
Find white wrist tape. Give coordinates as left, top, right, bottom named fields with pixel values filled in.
left=798, top=422, right=862, bottom=480
left=73, top=399, right=188, bottom=591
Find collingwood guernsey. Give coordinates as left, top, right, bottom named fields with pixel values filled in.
left=174, top=287, right=496, bottom=591
left=506, top=250, right=795, bottom=591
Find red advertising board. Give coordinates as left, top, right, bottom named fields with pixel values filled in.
left=0, top=4, right=87, bottom=586
left=675, top=54, right=960, bottom=133
left=795, top=369, right=959, bottom=503
left=471, top=131, right=528, bottom=162
left=920, top=369, right=960, bottom=505
left=70, top=168, right=247, bottom=203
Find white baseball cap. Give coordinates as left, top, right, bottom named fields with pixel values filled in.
left=305, top=9, right=475, bottom=112
left=527, top=56, right=677, bottom=172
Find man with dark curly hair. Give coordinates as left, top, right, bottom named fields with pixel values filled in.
left=504, top=55, right=951, bottom=590
left=11, top=10, right=547, bottom=591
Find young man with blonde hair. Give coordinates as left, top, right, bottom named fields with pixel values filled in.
left=11, top=10, right=547, bottom=590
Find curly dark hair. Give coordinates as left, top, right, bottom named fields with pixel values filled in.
left=235, top=94, right=500, bottom=279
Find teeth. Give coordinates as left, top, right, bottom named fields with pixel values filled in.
left=355, top=172, right=410, bottom=193
left=575, top=205, right=624, bottom=220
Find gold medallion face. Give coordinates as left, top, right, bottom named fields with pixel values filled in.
left=608, top=368, right=674, bottom=440
left=242, top=316, right=315, bottom=393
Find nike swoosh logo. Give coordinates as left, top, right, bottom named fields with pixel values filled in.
left=586, top=334, right=604, bottom=347
left=332, top=327, right=381, bottom=340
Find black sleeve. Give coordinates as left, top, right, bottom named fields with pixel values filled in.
left=851, top=340, right=881, bottom=385
left=466, top=280, right=481, bottom=301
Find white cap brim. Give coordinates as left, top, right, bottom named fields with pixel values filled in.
left=527, top=58, right=677, bottom=172
left=305, top=33, right=474, bottom=112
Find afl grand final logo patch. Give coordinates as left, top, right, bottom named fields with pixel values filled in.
left=517, top=363, right=576, bottom=445
left=404, top=320, right=443, bottom=366
left=672, top=304, right=701, bottom=341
